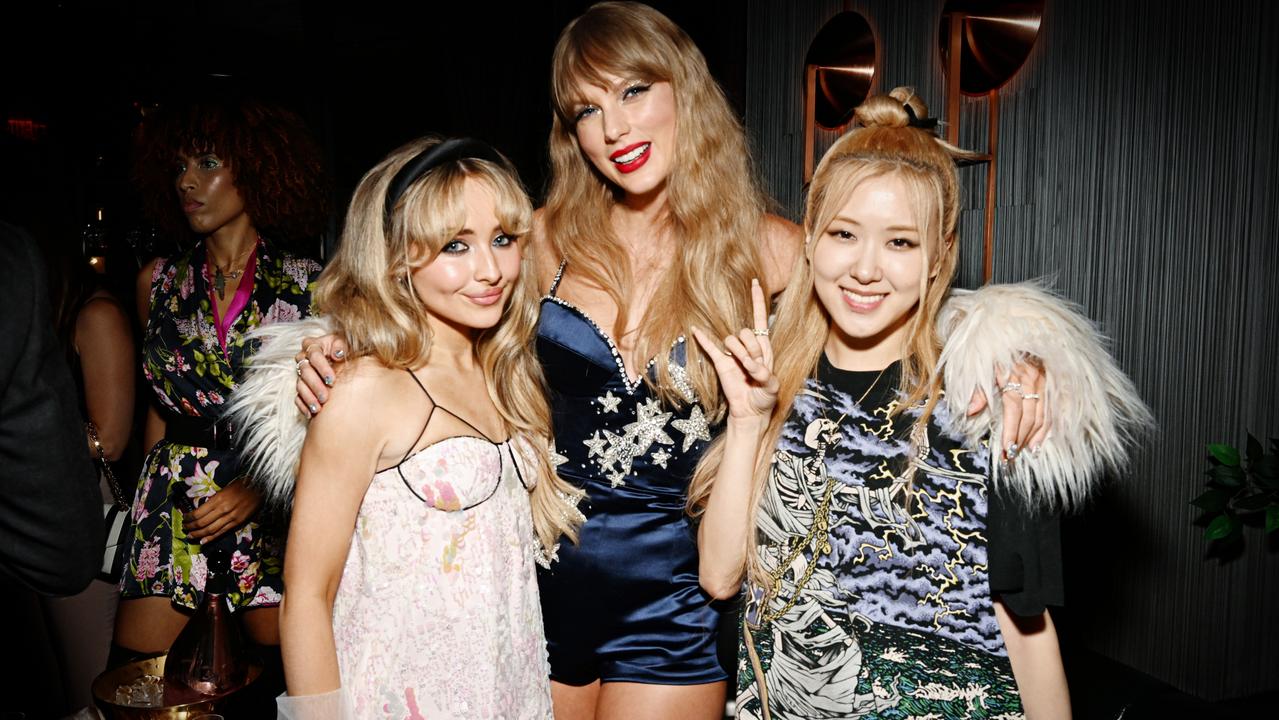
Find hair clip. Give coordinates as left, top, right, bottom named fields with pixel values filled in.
left=903, top=104, right=939, bottom=130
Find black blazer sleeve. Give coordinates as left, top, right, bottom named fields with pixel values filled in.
left=0, top=221, right=102, bottom=595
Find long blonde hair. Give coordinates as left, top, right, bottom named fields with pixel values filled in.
left=688, top=88, right=970, bottom=584
left=315, top=136, right=581, bottom=554
left=543, top=0, right=768, bottom=418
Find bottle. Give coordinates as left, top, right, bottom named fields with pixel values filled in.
left=164, top=495, right=249, bottom=696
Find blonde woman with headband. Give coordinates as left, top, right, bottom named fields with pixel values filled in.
left=228, top=137, right=580, bottom=717
left=690, top=88, right=1151, bottom=719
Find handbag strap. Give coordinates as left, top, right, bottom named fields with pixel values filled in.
left=86, top=421, right=128, bottom=510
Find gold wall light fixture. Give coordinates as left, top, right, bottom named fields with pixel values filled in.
left=939, top=0, right=1044, bottom=282
left=803, top=11, right=877, bottom=184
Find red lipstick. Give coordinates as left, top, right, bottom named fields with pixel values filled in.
left=609, top=142, right=652, bottom=174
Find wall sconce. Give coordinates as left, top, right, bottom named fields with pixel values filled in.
left=803, top=11, right=877, bottom=184
left=939, top=0, right=1044, bottom=282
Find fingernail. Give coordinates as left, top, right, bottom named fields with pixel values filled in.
left=334, top=349, right=346, bottom=359
left=1006, top=443, right=1020, bottom=460
left=308, top=403, right=318, bottom=414
left=318, top=393, right=328, bottom=403
left=752, top=277, right=759, bottom=287
left=324, top=375, right=334, bottom=387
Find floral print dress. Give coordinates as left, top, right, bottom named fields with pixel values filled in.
left=121, top=239, right=320, bottom=609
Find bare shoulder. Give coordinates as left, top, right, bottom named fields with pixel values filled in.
left=761, top=213, right=803, bottom=294
left=310, top=358, right=433, bottom=464
left=76, top=293, right=131, bottom=341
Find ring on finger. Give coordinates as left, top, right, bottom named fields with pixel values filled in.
left=1022, top=392, right=1041, bottom=400
left=752, top=328, right=770, bottom=337
left=296, top=358, right=310, bottom=377
left=1000, top=382, right=1023, bottom=396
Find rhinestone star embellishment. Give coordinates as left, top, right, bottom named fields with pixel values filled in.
left=672, top=404, right=712, bottom=452
left=623, top=397, right=675, bottom=456
left=668, top=361, right=698, bottom=403
left=583, top=431, right=608, bottom=458
left=548, top=442, right=569, bottom=470
left=652, top=448, right=672, bottom=469
left=597, top=390, right=622, bottom=413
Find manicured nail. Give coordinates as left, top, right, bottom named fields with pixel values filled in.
left=318, top=393, right=328, bottom=403
left=334, top=349, right=346, bottom=359
left=308, top=403, right=318, bottom=414
left=1006, top=443, right=1020, bottom=460
left=324, top=375, right=334, bottom=387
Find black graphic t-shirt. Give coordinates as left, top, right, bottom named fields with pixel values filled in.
left=737, top=354, right=1045, bottom=719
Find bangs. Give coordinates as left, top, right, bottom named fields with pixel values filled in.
left=551, top=10, right=674, bottom=122
left=396, top=160, right=533, bottom=263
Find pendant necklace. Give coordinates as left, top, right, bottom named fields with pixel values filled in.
left=209, top=245, right=253, bottom=300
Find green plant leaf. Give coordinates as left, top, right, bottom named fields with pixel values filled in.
left=1267, top=507, right=1279, bottom=534
left=1233, top=493, right=1272, bottom=512
left=1191, top=489, right=1230, bottom=512
left=1253, top=455, right=1279, bottom=487
left=1208, top=444, right=1241, bottom=467
left=1204, top=514, right=1237, bottom=541
left=1210, top=464, right=1246, bottom=487
left=1247, top=434, right=1264, bottom=464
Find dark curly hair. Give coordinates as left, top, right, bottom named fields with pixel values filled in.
left=134, top=97, right=330, bottom=242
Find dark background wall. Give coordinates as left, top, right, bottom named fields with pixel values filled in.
left=743, top=0, right=1278, bottom=702
left=2, top=0, right=1275, bottom=707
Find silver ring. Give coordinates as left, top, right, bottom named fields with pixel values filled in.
left=1022, top=392, right=1041, bottom=400
left=296, top=358, right=309, bottom=377
left=999, top=382, right=1023, bottom=396
left=753, top=328, right=770, bottom=337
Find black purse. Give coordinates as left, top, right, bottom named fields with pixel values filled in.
left=87, top=421, right=131, bottom=583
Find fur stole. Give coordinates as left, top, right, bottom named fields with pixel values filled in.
left=937, top=281, right=1154, bottom=510
left=226, top=316, right=333, bottom=508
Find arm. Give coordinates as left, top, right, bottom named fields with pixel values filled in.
left=691, top=279, right=778, bottom=599
left=697, top=415, right=769, bottom=598
left=994, top=599, right=1071, bottom=719
left=76, top=296, right=135, bottom=461
left=281, top=366, right=388, bottom=695
left=137, top=259, right=168, bottom=455
left=759, top=213, right=802, bottom=298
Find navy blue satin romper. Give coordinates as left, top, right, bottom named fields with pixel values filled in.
left=535, top=263, right=727, bottom=685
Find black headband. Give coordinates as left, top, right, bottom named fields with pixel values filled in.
left=383, top=137, right=506, bottom=229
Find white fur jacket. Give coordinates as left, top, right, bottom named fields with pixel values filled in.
left=227, top=282, right=1151, bottom=511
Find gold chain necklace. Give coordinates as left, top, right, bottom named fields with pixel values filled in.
left=760, top=362, right=891, bottom=624
left=208, top=244, right=253, bottom=300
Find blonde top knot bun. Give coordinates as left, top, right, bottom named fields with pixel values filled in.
left=853, top=86, right=929, bottom=130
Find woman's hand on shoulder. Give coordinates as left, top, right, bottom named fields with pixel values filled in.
left=966, top=358, right=1050, bottom=461
left=295, top=332, right=350, bottom=417
left=691, top=278, right=778, bottom=426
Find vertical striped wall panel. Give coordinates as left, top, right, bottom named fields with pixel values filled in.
left=745, top=0, right=1279, bottom=700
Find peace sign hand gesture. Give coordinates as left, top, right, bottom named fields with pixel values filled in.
left=691, top=278, right=779, bottom=422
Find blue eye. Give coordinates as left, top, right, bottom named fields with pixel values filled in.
left=442, top=240, right=468, bottom=254
left=492, top=234, right=516, bottom=248
left=574, top=105, right=598, bottom=123
left=623, top=83, right=651, bottom=100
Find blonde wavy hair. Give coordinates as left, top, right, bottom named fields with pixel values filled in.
left=315, top=136, right=581, bottom=555
left=688, top=87, right=972, bottom=584
left=543, top=0, right=768, bottom=418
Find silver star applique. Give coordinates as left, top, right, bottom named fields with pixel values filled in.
left=597, top=390, right=622, bottom=413
left=672, top=404, right=712, bottom=452
left=598, top=429, right=639, bottom=485
left=583, top=431, right=608, bottom=458
left=652, top=448, right=672, bottom=469
left=668, top=361, right=699, bottom=403
left=548, top=441, right=569, bottom=470
left=623, top=397, right=675, bottom=456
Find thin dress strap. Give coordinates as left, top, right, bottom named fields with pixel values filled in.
left=547, top=260, right=568, bottom=297
left=397, top=369, right=437, bottom=466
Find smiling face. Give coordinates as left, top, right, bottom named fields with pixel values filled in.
left=571, top=75, right=677, bottom=202
left=812, top=172, right=940, bottom=370
left=174, top=152, right=250, bottom=236
left=410, top=177, right=522, bottom=338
